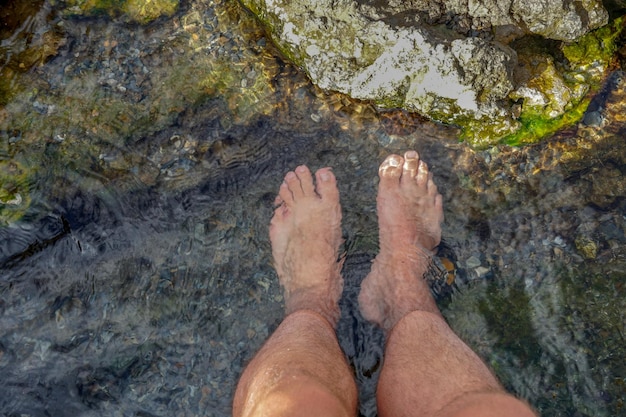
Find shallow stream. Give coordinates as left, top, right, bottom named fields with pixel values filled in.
left=1, top=1, right=625, bottom=416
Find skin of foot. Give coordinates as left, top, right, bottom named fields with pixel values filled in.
left=233, top=168, right=356, bottom=417
left=270, top=165, right=344, bottom=326
left=359, top=150, right=445, bottom=331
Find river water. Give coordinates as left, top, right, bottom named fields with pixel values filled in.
left=1, top=1, right=625, bottom=416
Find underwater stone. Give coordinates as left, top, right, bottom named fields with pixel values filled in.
left=0, top=160, right=32, bottom=225
left=590, top=165, right=626, bottom=207
left=0, top=1, right=65, bottom=106
left=124, top=0, right=178, bottom=23
left=575, top=235, right=598, bottom=259
left=465, top=256, right=482, bottom=269
left=582, top=110, right=604, bottom=126
left=51, top=0, right=179, bottom=24
left=474, top=266, right=491, bottom=277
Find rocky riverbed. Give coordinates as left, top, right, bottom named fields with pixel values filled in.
left=1, top=1, right=625, bottom=416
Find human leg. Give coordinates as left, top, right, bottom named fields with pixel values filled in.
left=359, top=152, right=536, bottom=417
left=233, top=166, right=357, bottom=417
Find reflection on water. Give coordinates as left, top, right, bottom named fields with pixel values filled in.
left=1, top=1, right=626, bottom=416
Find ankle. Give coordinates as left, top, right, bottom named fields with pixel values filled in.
left=366, top=256, right=442, bottom=331
left=385, top=299, right=443, bottom=331
left=285, top=294, right=340, bottom=327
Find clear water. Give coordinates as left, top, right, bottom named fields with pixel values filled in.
left=1, top=1, right=625, bottom=416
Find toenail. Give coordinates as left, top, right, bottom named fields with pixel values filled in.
left=319, top=171, right=330, bottom=181
left=296, top=165, right=307, bottom=173
left=406, top=150, right=418, bottom=159
left=286, top=171, right=296, bottom=179
left=388, top=157, right=401, bottom=167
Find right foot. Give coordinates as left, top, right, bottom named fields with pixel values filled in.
left=269, top=165, right=344, bottom=326
left=358, top=151, right=444, bottom=331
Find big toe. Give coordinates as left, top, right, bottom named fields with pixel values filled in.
left=379, top=154, right=404, bottom=186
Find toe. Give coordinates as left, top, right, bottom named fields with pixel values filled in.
left=279, top=179, right=294, bottom=206
left=427, top=173, right=439, bottom=199
left=379, top=154, right=404, bottom=185
left=270, top=203, right=287, bottom=228
left=402, top=150, right=419, bottom=181
left=315, top=168, right=339, bottom=201
left=435, top=194, right=444, bottom=221
left=285, top=170, right=304, bottom=199
left=416, top=160, right=429, bottom=191
left=295, top=165, right=315, bottom=196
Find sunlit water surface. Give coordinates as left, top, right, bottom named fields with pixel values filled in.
left=1, top=1, right=625, bottom=416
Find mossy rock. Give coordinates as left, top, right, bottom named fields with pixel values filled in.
left=51, top=0, right=179, bottom=23
left=0, top=159, right=33, bottom=225
left=562, top=17, right=625, bottom=72
left=497, top=16, right=625, bottom=148
left=240, top=0, right=625, bottom=147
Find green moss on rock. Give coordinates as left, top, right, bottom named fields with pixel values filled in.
left=52, top=0, right=179, bottom=23
left=0, top=68, right=20, bottom=107
left=0, top=159, right=33, bottom=225
left=503, top=98, right=591, bottom=146
left=563, top=16, right=624, bottom=73
left=418, top=96, right=519, bottom=148
left=459, top=115, right=520, bottom=148
left=124, top=0, right=178, bottom=24
left=495, top=16, right=625, bottom=147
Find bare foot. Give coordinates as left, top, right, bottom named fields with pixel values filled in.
left=358, top=151, right=444, bottom=331
left=269, top=165, right=344, bottom=326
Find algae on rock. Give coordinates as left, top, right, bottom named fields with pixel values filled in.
left=239, top=0, right=624, bottom=146
left=50, top=0, right=179, bottom=23
left=502, top=17, right=625, bottom=146
left=239, top=0, right=520, bottom=146
left=0, top=159, right=33, bottom=225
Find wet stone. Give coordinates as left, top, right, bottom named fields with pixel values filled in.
left=575, top=235, right=599, bottom=259
left=465, top=255, right=482, bottom=269
left=583, top=110, right=604, bottom=126
left=474, top=266, right=491, bottom=277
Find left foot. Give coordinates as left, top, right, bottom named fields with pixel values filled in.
left=358, top=151, right=444, bottom=331
left=269, top=165, right=344, bottom=326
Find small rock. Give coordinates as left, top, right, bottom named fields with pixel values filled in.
left=465, top=256, right=481, bottom=269
left=583, top=110, right=604, bottom=126
left=475, top=266, right=491, bottom=277
left=575, top=236, right=598, bottom=259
